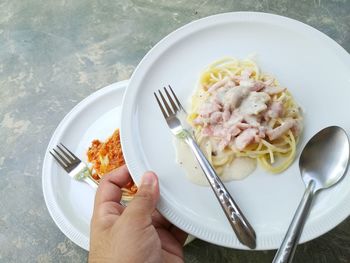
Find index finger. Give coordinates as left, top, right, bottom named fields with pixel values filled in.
left=94, top=165, right=132, bottom=208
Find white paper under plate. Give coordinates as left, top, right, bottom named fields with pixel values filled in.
left=121, top=12, right=350, bottom=250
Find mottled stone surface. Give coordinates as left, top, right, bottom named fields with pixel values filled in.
left=1, top=0, right=350, bottom=262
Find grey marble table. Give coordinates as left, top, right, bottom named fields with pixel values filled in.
left=1, top=0, right=350, bottom=262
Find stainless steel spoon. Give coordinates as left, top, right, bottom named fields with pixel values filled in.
left=273, top=126, right=350, bottom=263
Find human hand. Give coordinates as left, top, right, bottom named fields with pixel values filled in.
left=89, top=165, right=188, bottom=263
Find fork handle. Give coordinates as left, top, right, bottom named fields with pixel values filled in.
left=184, top=134, right=257, bottom=249
left=83, top=176, right=98, bottom=189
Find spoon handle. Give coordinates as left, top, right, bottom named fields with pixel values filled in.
left=273, top=181, right=316, bottom=263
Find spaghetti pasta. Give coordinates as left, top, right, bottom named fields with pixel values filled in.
left=87, top=129, right=137, bottom=200
left=187, top=57, right=302, bottom=176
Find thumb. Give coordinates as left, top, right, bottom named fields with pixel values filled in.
left=125, top=172, right=159, bottom=218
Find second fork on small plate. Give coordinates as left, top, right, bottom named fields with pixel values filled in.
left=50, top=143, right=130, bottom=207
left=154, top=85, right=257, bottom=249
left=50, top=143, right=99, bottom=189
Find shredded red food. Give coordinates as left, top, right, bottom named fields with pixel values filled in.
left=87, top=129, right=137, bottom=198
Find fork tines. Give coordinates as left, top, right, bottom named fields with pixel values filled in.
left=154, top=85, right=183, bottom=117
left=50, top=143, right=79, bottom=171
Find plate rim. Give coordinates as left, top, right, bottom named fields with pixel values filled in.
left=42, top=80, right=129, bottom=251
left=120, top=11, right=350, bottom=250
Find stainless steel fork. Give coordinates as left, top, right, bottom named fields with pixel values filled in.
left=50, top=143, right=98, bottom=189
left=154, top=85, right=257, bottom=249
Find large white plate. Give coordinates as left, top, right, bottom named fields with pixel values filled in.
left=42, top=81, right=128, bottom=250
left=121, top=12, right=350, bottom=249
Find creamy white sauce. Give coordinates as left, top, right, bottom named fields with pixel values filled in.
left=174, top=138, right=256, bottom=186
left=238, top=91, right=270, bottom=115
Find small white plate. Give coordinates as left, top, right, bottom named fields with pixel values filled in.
left=121, top=12, right=350, bottom=249
left=42, top=80, right=128, bottom=250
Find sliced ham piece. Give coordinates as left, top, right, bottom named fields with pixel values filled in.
left=229, top=125, right=241, bottom=137
left=202, top=126, right=213, bottom=137
left=224, top=80, right=236, bottom=89
left=235, top=128, right=258, bottom=151
left=291, top=119, right=303, bottom=137
left=257, top=126, right=267, bottom=138
left=239, top=79, right=255, bottom=89
left=210, top=111, right=223, bottom=125
left=223, top=85, right=250, bottom=110
left=263, top=78, right=274, bottom=86
left=267, top=101, right=284, bottom=119
left=236, top=122, right=251, bottom=130
left=199, top=101, right=221, bottom=118
left=208, top=76, right=230, bottom=93
left=263, top=85, right=286, bottom=95
left=226, top=112, right=243, bottom=125
left=213, top=125, right=228, bottom=138
left=250, top=81, right=265, bottom=92
left=222, top=109, right=231, bottom=122
left=244, top=115, right=260, bottom=127
left=267, top=119, right=295, bottom=140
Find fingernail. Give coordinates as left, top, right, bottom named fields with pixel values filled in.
left=142, top=172, right=156, bottom=186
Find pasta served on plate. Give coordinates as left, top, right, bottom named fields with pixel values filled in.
left=177, top=57, right=303, bottom=184
left=87, top=129, right=137, bottom=200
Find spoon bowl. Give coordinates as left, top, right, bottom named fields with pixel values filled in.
left=273, top=126, right=350, bottom=263
left=300, top=126, right=350, bottom=192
